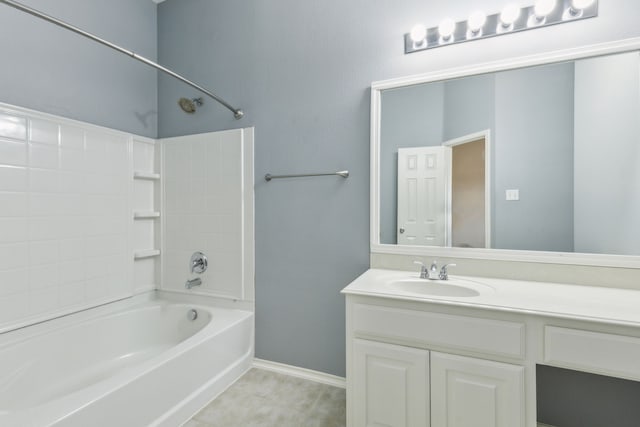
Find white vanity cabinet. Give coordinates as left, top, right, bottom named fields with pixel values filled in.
left=352, top=336, right=524, bottom=427
left=344, top=269, right=640, bottom=427
left=346, top=295, right=527, bottom=427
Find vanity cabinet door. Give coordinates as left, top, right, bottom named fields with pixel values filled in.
left=430, top=352, right=525, bottom=427
left=353, top=339, right=430, bottom=427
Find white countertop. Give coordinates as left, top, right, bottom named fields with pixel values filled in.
left=342, top=269, right=640, bottom=327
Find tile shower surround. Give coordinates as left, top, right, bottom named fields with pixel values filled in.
left=161, top=129, right=252, bottom=301
left=0, top=104, right=252, bottom=331
left=0, top=108, right=135, bottom=329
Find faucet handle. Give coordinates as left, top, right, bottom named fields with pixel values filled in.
left=439, top=263, right=457, bottom=280
left=413, top=260, right=428, bottom=279
left=190, top=251, right=208, bottom=274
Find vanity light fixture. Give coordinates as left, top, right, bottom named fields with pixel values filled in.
left=500, top=4, right=522, bottom=26
left=533, top=0, right=557, bottom=20
left=467, top=11, right=487, bottom=37
left=438, top=18, right=456, bottom=42
left=410, top=24, right=428, bottom=48
left=404, top=0, right=598, bottom=54
left=565, top=0, right=596, bottom=18
left=572, top=0, right=596, bottom=9
left=498, top=3, right=522, bottom=33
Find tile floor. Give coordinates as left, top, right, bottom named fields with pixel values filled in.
left=184, top=368, right=346, bottom=427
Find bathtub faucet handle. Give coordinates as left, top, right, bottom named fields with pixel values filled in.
left=190, top=251, right=208, bottom=274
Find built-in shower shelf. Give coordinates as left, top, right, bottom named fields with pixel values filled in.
left=133, top=211, right=160, bottom=219
left=133, top=249, right=160, bottom=260
left=133, top=171, right=160, bottom=180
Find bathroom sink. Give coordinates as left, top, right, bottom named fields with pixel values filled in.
left=385, top=277, right=492, bottom=298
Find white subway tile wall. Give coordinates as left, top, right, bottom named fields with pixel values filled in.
left=0, top=108, right=136, bottom=330
left=162, top=129, right=249, bottom=300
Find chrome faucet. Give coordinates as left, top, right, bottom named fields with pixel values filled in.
left=414, top=260, right=441, bottom=280
left=186, top=252, right=207, bottom=289
left=414, top=261, right=429, bottom=279
left=439, top=263, right=457, bottom=280
left=428, top=260, right=440, bottom=280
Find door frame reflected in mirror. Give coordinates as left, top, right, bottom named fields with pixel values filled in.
left=396, top=130, right=491, bottom=249
left=443, top=130, right=491, bottom=249
left=370, top=37, right=640, bottom=268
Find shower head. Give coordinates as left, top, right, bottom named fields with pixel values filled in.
left=178, top=97, right=203, bottom=114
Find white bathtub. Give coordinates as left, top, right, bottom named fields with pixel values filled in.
left=0, top=293, right=254, bottom=427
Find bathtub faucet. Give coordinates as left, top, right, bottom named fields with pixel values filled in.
left=190, top=251, right=208, bottom=274
left=185, top=277, right=202, bottom=289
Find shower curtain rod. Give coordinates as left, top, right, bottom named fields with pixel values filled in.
left=0, top=0, right=244, bottom=120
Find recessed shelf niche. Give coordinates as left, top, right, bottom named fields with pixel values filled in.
left=132, top=137, right=161, bottom=292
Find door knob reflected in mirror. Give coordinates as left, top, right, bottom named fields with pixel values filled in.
left=399, top=228, right=405, bottom=234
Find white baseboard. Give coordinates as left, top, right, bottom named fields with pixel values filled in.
left=253, top=358, right=346, bottom=389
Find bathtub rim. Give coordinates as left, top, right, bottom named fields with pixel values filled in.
left=0, top=290, right=253, bottom=349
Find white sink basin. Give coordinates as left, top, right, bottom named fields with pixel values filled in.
left=385, top=277, right=493, bottom=298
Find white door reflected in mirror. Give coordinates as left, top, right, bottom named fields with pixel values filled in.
left=396, top=133, right=489, bottom=248
left=397, top=146, right=447, bottom=246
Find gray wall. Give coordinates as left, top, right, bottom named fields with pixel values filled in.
left=0, top=0, right=157, bottom=137
left=442, top=74, right=496, bottom=141
left=494, top=62, right=575, bottom=252
left=380, top=83, right=444, bottom=244
left=574, top=52, right=640, bottom=255
left=157, top=0, right=640, bottom=378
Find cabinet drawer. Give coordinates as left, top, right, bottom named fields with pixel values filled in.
left=544, top=326, right=640, bottom=380
left=353, top=304, right=525, bottom=359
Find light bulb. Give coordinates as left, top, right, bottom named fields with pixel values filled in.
left=565, top=0, right=595, bottom=18
left=410, top=25, right=427, bottom=43
left=439, top=18, right=456, bottom=40
left=572, top=0, right=595, bottom=9
left=468, top=11, right=487, bottom=33
left=500, top=3, right=521, bottom=26
left=534, top=0, right=557, bottom=17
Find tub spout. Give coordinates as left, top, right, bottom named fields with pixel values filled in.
left=185, top=277, right=202, bottom=289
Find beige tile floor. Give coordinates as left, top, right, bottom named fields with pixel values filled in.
left=184, top=368, right=346, bottom=427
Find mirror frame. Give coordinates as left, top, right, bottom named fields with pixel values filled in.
left=371, top=37, right=640, bottom=268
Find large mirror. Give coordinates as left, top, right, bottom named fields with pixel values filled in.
left=372, top=41, right=640, bottom=263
